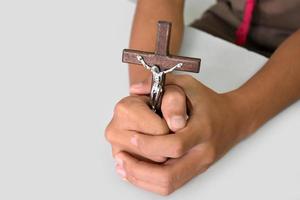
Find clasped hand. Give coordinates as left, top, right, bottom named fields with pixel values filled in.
left=105, top=74, right=242, bottom=195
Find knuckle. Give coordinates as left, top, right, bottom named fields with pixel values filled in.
left=114, top=97, right=130, bottom=116
left=104, top=123, right=114, bottom=143
left=133, top=136, right=148, bottom=150
left=156, top=167, right=177, bottom=195
left=134, top=135, right=145, bottom=152
left=171, top=137, right=185, bottom=158
left=161, top=179, right=175, bottom=195
left=160, top=170, right=175, bottom=189
left=160, top=186, right=174, bottom=196
left=194, top=143, right=217, bottom=167
left=114, top=96, right=140, bottom=116
left=113, top=96, right=146, bottom=118
left=203, top=144, right=217, bottom=166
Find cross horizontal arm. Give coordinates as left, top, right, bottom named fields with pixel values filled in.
left=122, top=49, right=201, bottom=73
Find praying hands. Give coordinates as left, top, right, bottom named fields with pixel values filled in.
left=105, top=74, right=244, bottom=195
left=105, top=0, right=300, bottom=196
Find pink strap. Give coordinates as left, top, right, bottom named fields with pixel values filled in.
left=235, top=0, right=256, bottom=46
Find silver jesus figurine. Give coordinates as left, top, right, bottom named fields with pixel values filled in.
left=137, top=55, right=183, bottom=113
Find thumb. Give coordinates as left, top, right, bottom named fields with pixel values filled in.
left=161, top=85, right=188, bottom=132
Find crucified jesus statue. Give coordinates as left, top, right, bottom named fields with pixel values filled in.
left=136, top=55, right=183, bottom=112
left=122, top=21, right=200, bottom=113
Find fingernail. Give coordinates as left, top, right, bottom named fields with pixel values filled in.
left=170, top=115, right=186, bottom=131
left=116, top=166, right=126, bottom=178
left=130, top=135, right=138, bottom=146
left=115, top=157, right=126, bottom=178
left=115, top=155, right=123, bottom=167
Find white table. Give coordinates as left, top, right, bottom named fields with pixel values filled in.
left=0, top=1, right=299, bottom=199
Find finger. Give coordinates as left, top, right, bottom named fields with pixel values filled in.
left=165, top=74, right=197, bottom=94
left=106, top=119, right=166, bottom=162
left=165, top=74, right=205, bottom=106
left=109, top=111, right=209, bottom=159
left=113, top=96, right=169, bottom=135
left=115, top=152, right=170, bottom=188
left=114, top=150, right=212, bottom=196
left=163, top=143, right=216, bottom=190
left=130, top=112, right=211, bottom=158
left=161, top=85, right=188, bottom=132
left=116, top=157, right=170, bottom=196
left=126, top=175, right=168, bottom=196
left=125, top=173, right=169, bottom=196
left=108, top=127, right=166, bottom=162
left=112, top=146, right=121, bottom=157
left=115, top=154, right=170, bottom=195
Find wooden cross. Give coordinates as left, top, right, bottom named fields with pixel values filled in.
left=122, top=21, right=201, bottom=113
left=122, top=21, right=201, bottom=73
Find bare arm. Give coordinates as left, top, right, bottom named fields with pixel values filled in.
left=128, top=0, right=184, bottom=85
left=230, top=30, right=300, bottom=140
left=109, top=5, right=300, bottom=195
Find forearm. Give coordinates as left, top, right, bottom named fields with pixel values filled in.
left=231, top=30, right=300, bottom=140
left=129, top=0, right=184, bottom=85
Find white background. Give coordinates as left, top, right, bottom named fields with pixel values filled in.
left=0, top=0, right=299, bottom=199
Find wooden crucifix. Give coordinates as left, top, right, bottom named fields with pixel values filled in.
left=122, top=21, right=201, bottom=113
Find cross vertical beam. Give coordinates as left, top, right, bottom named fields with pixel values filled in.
left=155, top=21, right=171, bottom=56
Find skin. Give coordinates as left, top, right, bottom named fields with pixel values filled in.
left=105, top=0, right=300, bottom=196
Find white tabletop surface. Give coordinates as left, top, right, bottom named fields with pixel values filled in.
left=0, top=1, right=299, bottom=199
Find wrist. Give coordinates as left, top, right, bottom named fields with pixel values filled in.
left=223, top=89, right=258, bottom=142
